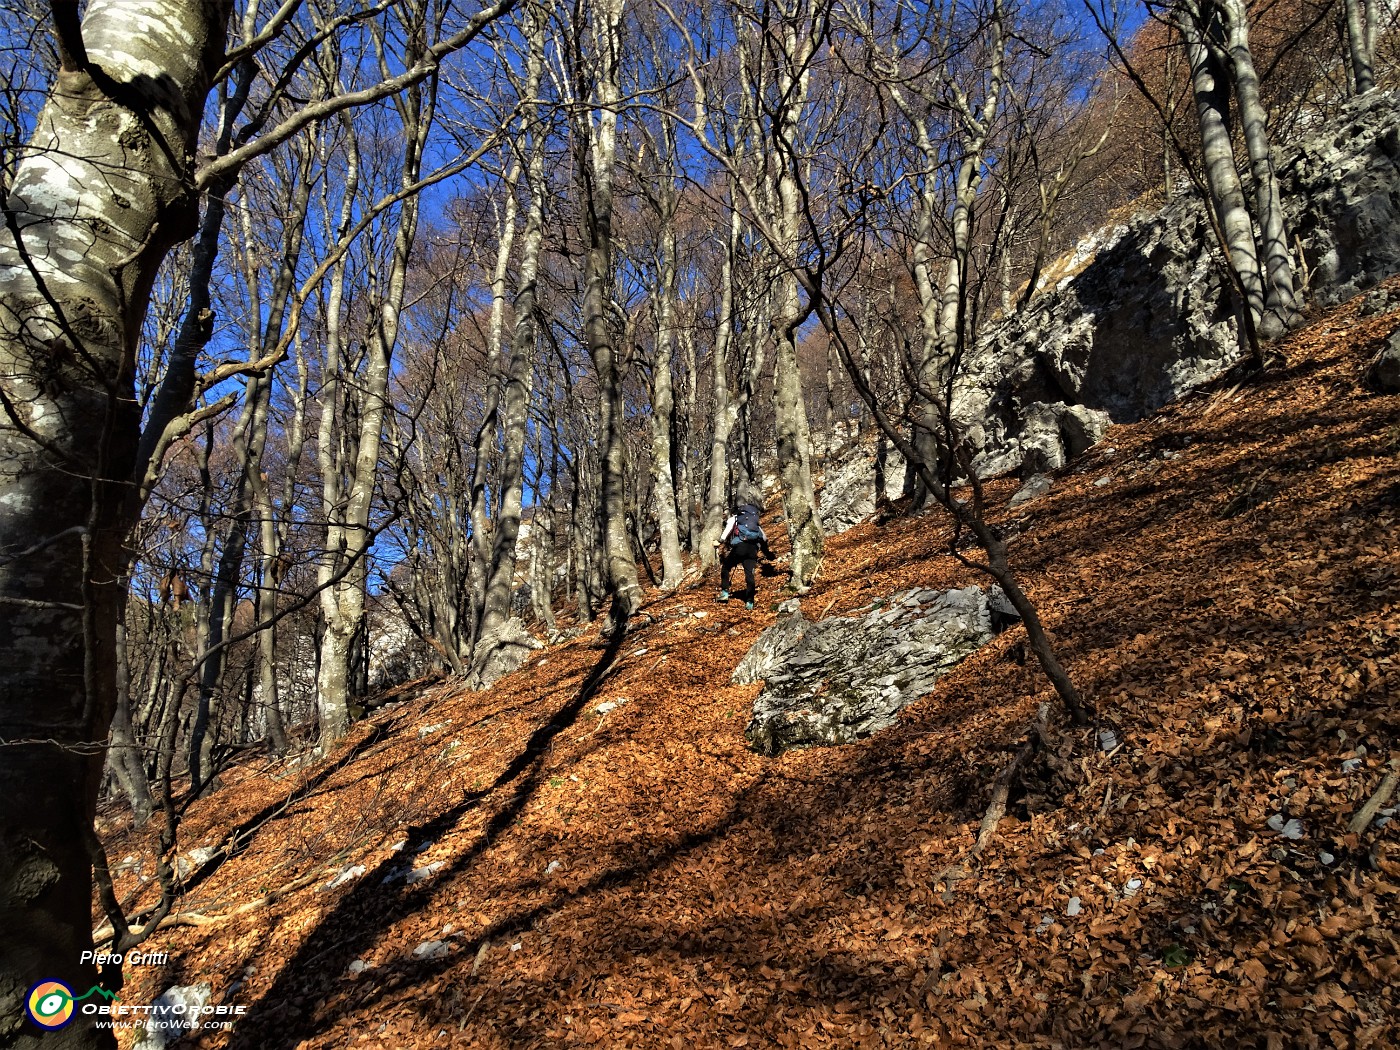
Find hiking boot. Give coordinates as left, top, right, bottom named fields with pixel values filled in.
left=717, top=591, right=729, bottom=602
left=745, top=601, right=755, bottom=611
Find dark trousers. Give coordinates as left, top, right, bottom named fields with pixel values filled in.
left=721, top=540, right=759, bottom=601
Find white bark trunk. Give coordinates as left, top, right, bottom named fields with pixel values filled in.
left=318, top=49, right=436, bottom=749
left=580, top=0, right=641, bottom=630
left=649, top=212, right=685, bottom=588
left=1178, top=0, right=1265, bottom=332
left=1221, top=0, right=1297, bottom=337
left=470, top=11, right=546, bottom=685
left=0, top=2, right=232, bottom=1041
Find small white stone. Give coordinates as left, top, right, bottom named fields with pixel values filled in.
left=404, top=861, right=445, bottom=885
left=1065, top=897, right=1082, bottom=917
left=325, top=864, right=366, bottom=890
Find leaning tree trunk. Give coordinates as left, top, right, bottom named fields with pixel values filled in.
left=1220, top=0, right=1297, bottom=338
left=0, top=3, right=232, bottom=1045
left=1177, top=0, right=1266, bottom=336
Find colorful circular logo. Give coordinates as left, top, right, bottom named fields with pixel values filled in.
left=25, top=981, right=75, bottom=1030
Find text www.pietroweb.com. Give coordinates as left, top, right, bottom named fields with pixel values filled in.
left=92, top=1019, right=236, bottom=1033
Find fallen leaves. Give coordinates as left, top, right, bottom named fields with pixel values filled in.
left=96, top=282, right=1400, bottom=1049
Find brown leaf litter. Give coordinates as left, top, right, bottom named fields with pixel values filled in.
left=99, top=285, right=1400, bottom=1048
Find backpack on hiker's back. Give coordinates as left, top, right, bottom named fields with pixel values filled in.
left=727, top=503, right=764, bottom=545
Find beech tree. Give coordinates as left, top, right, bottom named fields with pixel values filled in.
left=561, top=0, right=644, bottom=632
left=0, top=5, right=237, bottom=1037
left=0, top=1, right=515, bottom=1041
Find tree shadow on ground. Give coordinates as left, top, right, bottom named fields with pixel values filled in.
left=224, top=605, right=637, bottom=1049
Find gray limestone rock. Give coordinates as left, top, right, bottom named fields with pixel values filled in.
left=1009, top=474, right=1054, bottom=508
left=818, top=442, right=906, bottom=534
left=1367, top=328, right=1400, bottom=392
left=741, top=586, right=1003, bottom=755
left=732, top=599, right=809, bottom=685
left=955, top=91, right=1400, bottom=478
left=132, top=984, right=212, bottom=1050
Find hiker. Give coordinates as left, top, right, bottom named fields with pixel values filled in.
left=715, top=499, right=773, bottom=610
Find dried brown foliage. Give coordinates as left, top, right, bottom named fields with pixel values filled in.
left=99, top=282, right=1400, bottom=1048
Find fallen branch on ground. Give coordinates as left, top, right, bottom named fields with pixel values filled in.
left=936, top=702, right=1051, bottom=893
left=92, top=867, right=328, bottom=943
left=1348, top=761, right=1399, bottom=834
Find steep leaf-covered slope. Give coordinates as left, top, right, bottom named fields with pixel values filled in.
left=101, top=285, right=1399, bottom=1049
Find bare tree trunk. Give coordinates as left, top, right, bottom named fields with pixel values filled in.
left=677, top=319, right=699, bottom=550
left=109, top=616, right=154, bottom=825
left=699, top=174, right=749, bottom=564
left=1220, top=0, right=1297, bottom=338
left=764, top=12, right=826, bottom=590
left=0, top=2, right=232, bottom=1041
left=529, top=503, right=558, bottom=634
left=649, top=211, right=686, bottom=588
left=318, top=43, right=437, bottom=748
left=470, top=4, right=546, bottom=686
left=1344, top=0, right=1376, bottom=95
left=189, top=375, right=269, bottom=794
left=1177, top=0, right=1265, bottom=333
left=577, top=0, right=641, bottom=632
left=883, top=0, right=1004, bottom=506
left=466, top=159, right=522, bottom=651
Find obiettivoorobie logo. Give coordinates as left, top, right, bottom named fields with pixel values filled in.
left=25, top=980, right=118, bottom=1030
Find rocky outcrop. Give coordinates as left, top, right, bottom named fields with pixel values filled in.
left=739, top=587, right=1015, bottom=756
left=958, top=91, right=1400, bottom=478
left=817, top=439, right=906, bottom=534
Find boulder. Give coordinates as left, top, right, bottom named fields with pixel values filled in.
left=1367, top=328, right=1400, bottom=393
left=132, top=984, right=212, bottom=1050
left=1009, top=474, right=1053, bottom=508
left=740, top=586, right=1009, bottom=755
